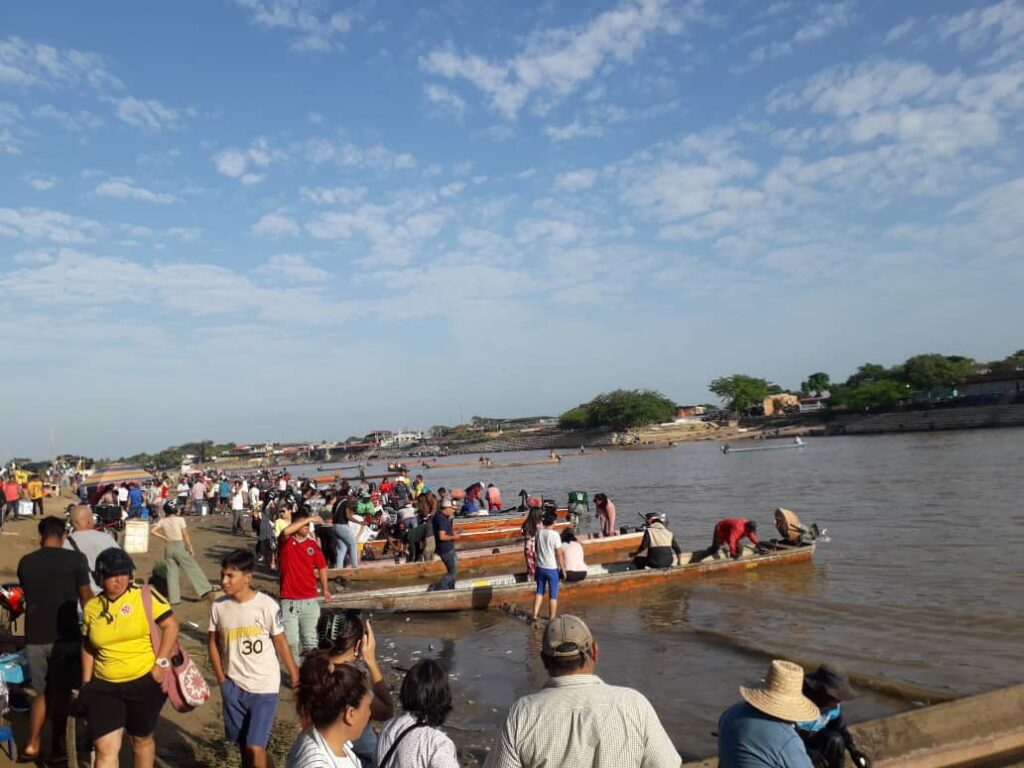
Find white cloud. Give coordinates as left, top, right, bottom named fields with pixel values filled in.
left=234, top=0, right=354, bottom=51
left=545, top=120, right=604, bottom=141
left=747, top=1, right=855, bottom=66
left=28, top=176, right=59, bottom=191
left=424, top=83, right=466, bottom=118
left=0, top=102, right=22, bottom=154
left=213, top=139, right=281, bottom=182
left=106, top=96, right=181, bottom=131
left=420, top=0, right=683, bottom=118
left=554, top=168, right=598, bottom=191
left=95, top=177, right=179, bottom=204
left=516, top=218, right=582, bottom=244
left=939, top=0, right=1024, bottom=62
left=31, top=104, right=103, bottom=131
left=884, top=18, right=916, bottom=44
left=302, top=139, right=416, bottom=171
left=300, top=185, right=367, bottom=205
left=0, top=207, right=102, bottom=243
left=257, top=254, right=330, bottom=281
left=12, top=249, right=54, bottom=265
left=252, top=211, right=300, bottom=237
left=307, top=204, right=449, bottom=266
left=0, top=36, right=122, bottom=90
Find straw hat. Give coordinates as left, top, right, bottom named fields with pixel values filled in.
left=740, top=660, right=820, bottom=722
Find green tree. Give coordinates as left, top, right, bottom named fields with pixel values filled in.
left=990, top=349, right=1024, bottom=372
left=708, top=375, right=773, bottom=413
left=558, top=406, right=590, bottom=430
left=559, top=389, right=676, bottom=431
left=901, top=354, right=979, bottom=390
left=844, top=363, right=898, bottom=388
left=833, top=380, right=908, bottom=411
left=801, top=372, right=831, bottom=396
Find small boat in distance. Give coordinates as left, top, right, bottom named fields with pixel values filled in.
left=722, top=437, right=806, bottom=454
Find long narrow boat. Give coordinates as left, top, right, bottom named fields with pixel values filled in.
left=360, top=519, right=570, bottom=557
left=336, top=532, right=644, bottom=582
left=722, top=442, right=805, bottom=454
left=681, top=682, right=1024, bottom=768
left=324, top=544, right=813, bottom=611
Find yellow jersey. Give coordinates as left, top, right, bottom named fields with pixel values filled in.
left=83, top=586, right=172, bottom=683
left=27, top=480, right=43, bottom=500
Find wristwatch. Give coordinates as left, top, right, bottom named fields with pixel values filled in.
left=155, top=657, right=171, bottom=669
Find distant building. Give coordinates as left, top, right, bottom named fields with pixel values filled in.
left=762, top=394, right=801, bottom=417
left=379, top=431, right=424, bottom=449
left=963, top=371, right=1024, bottom=397
left=798, top=395, right=830, bottom=413
left=675, top=405, right=707, bottom=420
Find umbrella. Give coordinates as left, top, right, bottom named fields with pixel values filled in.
left=82, top=464, right=155, bottom=487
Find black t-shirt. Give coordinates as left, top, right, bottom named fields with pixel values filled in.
left=17, top=546, right=89, bottom=644
left=432, top=513, right=455, bottom=556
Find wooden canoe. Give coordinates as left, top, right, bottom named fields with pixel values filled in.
left=323, top=543, right=813, bottom=611
left=360, top=519, right=571, bottom=557
left=722, top=442, right=805, bottom=454
left=681, top=682, right=1024, bottom=768
left=336, top=532, right=644, bottom=583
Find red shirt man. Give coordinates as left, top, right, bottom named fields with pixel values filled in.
left=714, top=518, right=760, bottom=557
left=4, top=479, right=21, bottom=503
left=277, top=511, right=332, bottom=659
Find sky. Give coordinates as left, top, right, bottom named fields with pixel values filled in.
left=2, top=0, right=1023, bottom=459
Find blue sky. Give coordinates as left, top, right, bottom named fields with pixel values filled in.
left=2, top=0, right=1022, bottom=458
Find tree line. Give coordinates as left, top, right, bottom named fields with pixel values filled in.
left=559, top=349, right=1022, bottom=430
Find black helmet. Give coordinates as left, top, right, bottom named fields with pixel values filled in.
left=163, top=498, right=179, bottom=515
left=542, top=499, right=558, bottom=515
left=94, top=547, right=135, bottom=580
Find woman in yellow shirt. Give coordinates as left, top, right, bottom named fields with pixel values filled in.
left=79, top=548, right=180, bottom=768
left=27, top=474, right=44, bottom=517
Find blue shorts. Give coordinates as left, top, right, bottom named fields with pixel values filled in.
left=221, top=678, right=279, bottom=747
left=535, top=567, right=560, bottom=599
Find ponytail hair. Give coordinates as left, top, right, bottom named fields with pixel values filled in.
left=295, top=649, right=369, bottom=729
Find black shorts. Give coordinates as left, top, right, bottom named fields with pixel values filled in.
left=78, top=673, right=166, bottom=740
left=565, top=571, right=587, bottom=583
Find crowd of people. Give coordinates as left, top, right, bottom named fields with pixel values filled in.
left=9, top=460, right=862, bottom=768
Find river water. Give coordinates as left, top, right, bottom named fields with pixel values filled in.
left=300, top=430, right=1024, bottom=760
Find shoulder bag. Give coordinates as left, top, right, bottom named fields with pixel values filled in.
left=140, top=585, right=210, bottom=712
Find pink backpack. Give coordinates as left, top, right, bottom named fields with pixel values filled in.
left=141, top=586, right=210, bottom=712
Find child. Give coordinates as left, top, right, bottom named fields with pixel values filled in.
left=209, top=549, right=300, bottom=768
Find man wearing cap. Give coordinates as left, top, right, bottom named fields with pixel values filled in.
left=717, top=659, right=817, bottom=768
left=428, top=498, right=459, bottom=590
left=484, top=615, right=680, bottom=768
left=692, top=518, right=766, bottom=563
left=631, top=513, right=683, bottom=569
left=797, top=664, right=871, bottom=768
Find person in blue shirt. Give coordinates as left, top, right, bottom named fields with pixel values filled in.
left=427, top=499, right=459, bottom=591
left=797, top=664, right=871, bottom=768
left=127, top=482, right=144, bottom=518
left=718, top=659, right=818, bottom=768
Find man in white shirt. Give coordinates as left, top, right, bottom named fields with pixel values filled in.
left=485, top=616, right=681, bottom=768
left=532, top=510, right=565, bottom=621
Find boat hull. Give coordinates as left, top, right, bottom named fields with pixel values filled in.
left=360, top=519, right=570, bottom=557
left=337, top=532, right=644, bottom=583
left=325, top=544, right=814, bottom=611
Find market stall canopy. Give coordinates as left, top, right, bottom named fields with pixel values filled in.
left=82, top=464, right=155, bottom=487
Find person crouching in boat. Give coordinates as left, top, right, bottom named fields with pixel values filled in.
left=796, top=664, right=871, bottom=768
left=630, top=513, right=682, bottom=569
left=691, top=518, right=767, bottom=563
left=560, top=529, right=587, bottom=582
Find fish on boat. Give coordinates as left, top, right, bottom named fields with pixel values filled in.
left=324, top=543, right=814, bottom=611
left=360, top=519, right=571, bottom=557
left=335, top=532, right=644, bottom=583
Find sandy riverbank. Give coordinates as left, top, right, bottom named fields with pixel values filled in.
left=0, top=494, right=495, bottom=767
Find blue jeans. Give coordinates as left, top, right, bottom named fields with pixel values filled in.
left=334, top=524, right=359, bottom=568
left=434, top=550, right=457, bottom=590
left=281, top=598, right=321, bottom=661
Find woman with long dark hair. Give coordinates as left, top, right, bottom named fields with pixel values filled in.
left=316, top=611, right=395, bottom=767
left=375, top=659, right=458, bottom=768
left=520, top=503, right=543, bottom=578
left=287, top=650, right=372, bottom=768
